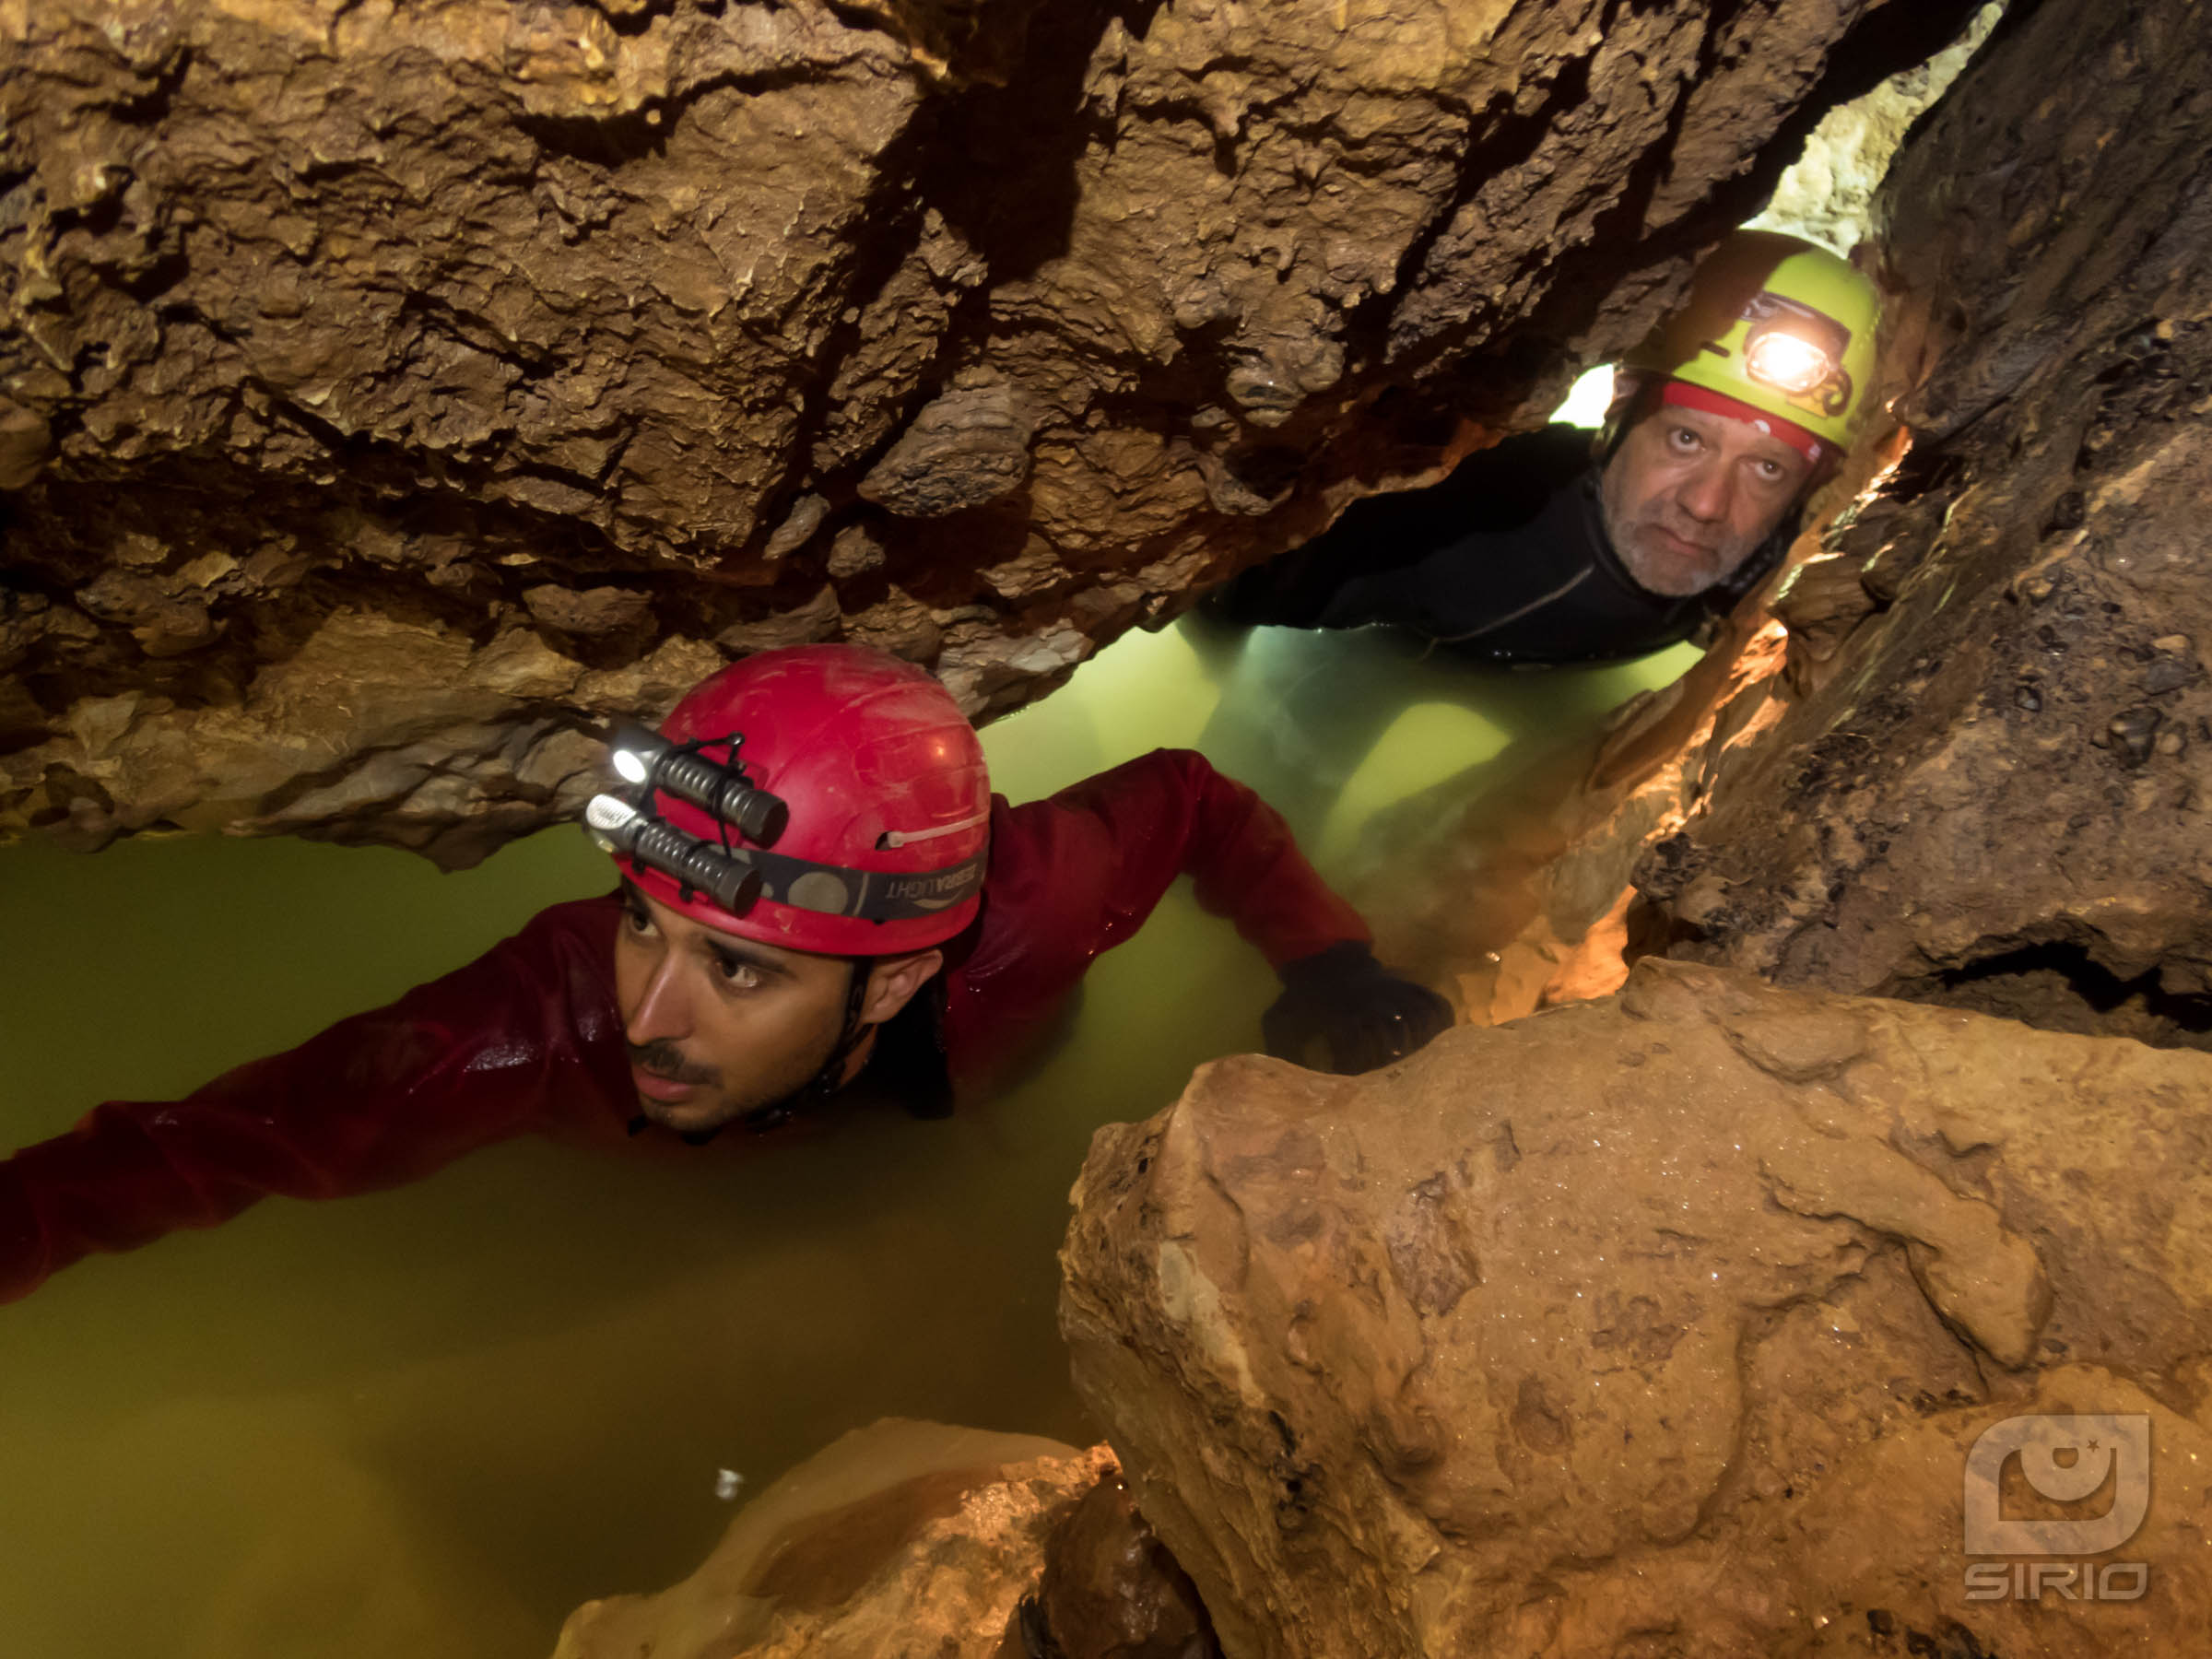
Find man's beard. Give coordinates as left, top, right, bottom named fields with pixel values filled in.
left=627, top=1014, right=850, bottom=1135
left=1601, top=501, right=1760, bottom=598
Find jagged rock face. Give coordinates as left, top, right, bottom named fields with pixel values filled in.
left=1632, top=0, right=2212, bottom=1047
left=0, top=0, right=1981, bottom=864
left=553, top=1420, right=1104, bottom=1659
left=1060, top=959, right=2212, bottom=1659
left=551, top=1419, right=1209, bottom=1659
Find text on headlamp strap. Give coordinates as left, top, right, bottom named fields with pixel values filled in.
left=734, top=843, right=986, bottom=922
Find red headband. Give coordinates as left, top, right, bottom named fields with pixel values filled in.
left=1660, top=380, right=1825, bottom=465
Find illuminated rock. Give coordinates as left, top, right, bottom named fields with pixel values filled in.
left=1637, top=0, right=2212, bottom=1050
left=1061, top=959, right=2212, bottom=1657
left=0, top=0, right=1982, bottom=859
left=551, top=1419, right=1212, bottom=1659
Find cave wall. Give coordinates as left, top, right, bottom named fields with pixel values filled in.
left=0, top=0, right=1980, bottom=864
left=1634, top=0, right=2212, bottom=1046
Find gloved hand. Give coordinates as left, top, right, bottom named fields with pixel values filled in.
left=1262, top=941, right=1454, bottom=1075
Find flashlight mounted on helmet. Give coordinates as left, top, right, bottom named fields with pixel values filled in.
left=585, top=794, right=763, bottom=916
left=586, top=720, right=792, bottom=915
left=1738, top=292, right=1853, bottom=417
left=606, top=720, right=789, bottom=846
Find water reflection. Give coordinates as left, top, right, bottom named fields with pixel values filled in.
left=0, top=618, right=1688, bottom=1657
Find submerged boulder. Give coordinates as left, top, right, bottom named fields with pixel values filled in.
left=553, top=1420, right=1100, bottom=1659
left=551, top=1418, right=1213, bottom=1659
left=1060, top=959, right=2212, bottom=1657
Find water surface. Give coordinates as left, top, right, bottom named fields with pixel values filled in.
left=0, top=618, right=1689, bottom=1657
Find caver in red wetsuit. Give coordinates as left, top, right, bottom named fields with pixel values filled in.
left=0, top=739, right=1444, bottom=1305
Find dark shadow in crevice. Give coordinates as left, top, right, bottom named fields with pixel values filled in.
left=1899, top=940, right=2212, bottom=1051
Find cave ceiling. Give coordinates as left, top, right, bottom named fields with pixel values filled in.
left=0, top=0, right=1981, bottom=864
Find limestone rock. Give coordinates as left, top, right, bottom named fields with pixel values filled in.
left=858, top=382, right=1035, bottom=518
left=1060, top=959, right=2212, bottom=1658
left=553, top=1419, right=1106, bottom=1659
left=552, top=1419, right=1215, bottom=1659
left=1346, top=608, right=1793, bottom=1029
left=1031, top=1471, right=1218, bottom=1659
left=1747, top=3, right=2002, bottom=254
left=0, top=0, right=1986, bottom=861
left=1634, top=0, right=2212, bottom=1047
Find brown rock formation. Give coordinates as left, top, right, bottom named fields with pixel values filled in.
left=552, top=1418, right=1214, bottom=1659
left=0, top=0, right=1982, bottom=862
left=554, top=1419, right=1101, bottom=1659
left=1060, top=958, right=2212, bottom=1658
left=1632, top=0, right=2212, bottom=1048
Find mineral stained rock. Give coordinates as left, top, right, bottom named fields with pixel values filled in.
left=552, top=1418, right=1214, bottom=1659
left=0, top=0, right=1983, bottom=860
left=552, top=1419, right=1104, bottom=1659
left=1345, top=606, right=1794, bottom=1028
left=1633, top=0, right=2212, bottom=1047
left=1060, top=959, right=2212, bottom=1658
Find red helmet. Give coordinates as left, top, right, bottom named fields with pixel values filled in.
left=592, top=644, right=993, bottom=955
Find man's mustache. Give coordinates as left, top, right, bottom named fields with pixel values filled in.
left=1640, top=511, right=1723, bottom=555
left=627, top=1040, right=720, bottom=1086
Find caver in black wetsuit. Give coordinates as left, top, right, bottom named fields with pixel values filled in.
left=1207, top=425, right=1791, bottom=665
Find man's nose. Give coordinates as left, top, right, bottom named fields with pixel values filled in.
left=1677, top=456, right=1735, bottom=524
left=624, top=956, right=693, bottom=1046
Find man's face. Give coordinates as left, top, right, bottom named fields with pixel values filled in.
left=612, top=881, right=861, bottom=1135
left=1599, top=401, right=1813, bottom=597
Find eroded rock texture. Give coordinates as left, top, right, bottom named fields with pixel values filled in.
left=553, top=1419, right=1212, bottom=1659
left=0, top=0, right=1980, bottom=862
left=554, top=1420, right=1100, bottom=1659
left=1633, top=0, right=2212, bottom=1048
left=1061, top=959, right=2212, bottom=1658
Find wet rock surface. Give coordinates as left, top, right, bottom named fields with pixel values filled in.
left=1060, top=958, right=2212, bottom=1658
left=553, top=1420, right=1110, bottom=1659
left=1634, top=0, right=2212, bottom=1048
left=0, top=0, right=1982, bottom=860
left=552, top=1418, right=1215, bottom=1659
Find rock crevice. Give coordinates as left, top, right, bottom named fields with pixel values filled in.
left=1, top=0, right=1983, bottom=861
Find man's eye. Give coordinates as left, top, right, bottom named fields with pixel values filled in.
left=1670, top=426, right=1700, bottom=451
left=712, top=955, right=762, bottom=988
left=622, top=902, right=654, bottom=935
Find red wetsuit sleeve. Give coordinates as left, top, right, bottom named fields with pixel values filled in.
left=1036, top=747, right=1370, bottom=964
left=0, top=894, right=634, bottom=1305
left=942, top=749, right=1370, bottom=1082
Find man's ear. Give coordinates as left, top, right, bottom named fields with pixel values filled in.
left=857, top=949, right=944, bottom=1028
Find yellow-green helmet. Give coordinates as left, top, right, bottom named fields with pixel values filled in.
left=1623, top=230, right=1879, bottom=453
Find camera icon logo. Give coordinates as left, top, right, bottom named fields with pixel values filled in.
left=1963, top=1414, right=2151, bottom=1556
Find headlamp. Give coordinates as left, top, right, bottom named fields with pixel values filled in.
left=606, top=720, right=789, bottom=847
left=586, top=794, right=764, bottom=916
left=1744, top=327, right=1833, bottom=396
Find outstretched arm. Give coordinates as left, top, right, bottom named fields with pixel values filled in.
left=0, top=895, right=632, bottom=1305
left=958, top=751, right=1448, bottom=1078
left=1034, top=747, right=1370, bottom=965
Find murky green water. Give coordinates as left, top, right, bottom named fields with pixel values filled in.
left=0, top=619, right=1689, bottom=1657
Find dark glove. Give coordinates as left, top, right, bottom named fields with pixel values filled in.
left=1262, top=941, right=1454, bottom=1075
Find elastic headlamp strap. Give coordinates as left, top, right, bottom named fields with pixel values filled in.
left=1658, top=380, right=1826, bottom=466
